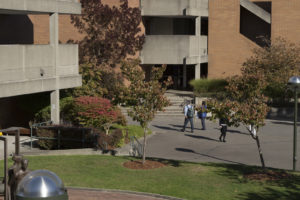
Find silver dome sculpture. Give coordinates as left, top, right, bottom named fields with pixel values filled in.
left=16, top=170, right=68, bottom=200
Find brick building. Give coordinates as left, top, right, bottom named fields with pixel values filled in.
left=1, top=0, right=300, bottom=127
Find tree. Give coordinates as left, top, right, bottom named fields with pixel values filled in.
left=70, top=63, right=124, bottom=99
left=207, top=67, right=269, bottom=168
left=71, top=0, right=145, bottom=67
left=242, top=37, right=300, bottom=103
left=120, top=59, right=172, bottom=164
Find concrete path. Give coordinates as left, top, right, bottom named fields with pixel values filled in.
left=139, top=116, right=299, bottom=171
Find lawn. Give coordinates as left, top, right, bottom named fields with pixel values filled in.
left=1, top=155, right=300, bottom=200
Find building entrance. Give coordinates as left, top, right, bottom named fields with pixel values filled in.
left=163, top=65, right=195, bottom=90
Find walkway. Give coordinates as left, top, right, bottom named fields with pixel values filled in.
left=141, top=116, right=299, bottom=171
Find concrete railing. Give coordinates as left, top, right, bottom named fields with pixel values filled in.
left=0, top=0, right=81, bottom=14
left=0, top=44, right=79, bottom=83
left=141, top=0, right=208, bottom=16
left=141, top=35, right=207, bottom=65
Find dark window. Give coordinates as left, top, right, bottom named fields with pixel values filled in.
left=200, top=63, right=208, bottom=79
left=0, top=14, right=33, bottom=44
left=240, top=5, right=271, bottom=47
left=201, top=17, right=208, bottom=36
left=143, top=17, right=195, bottom=35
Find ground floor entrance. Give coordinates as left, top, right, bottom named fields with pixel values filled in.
left=163, top=65, right=195, bottom=90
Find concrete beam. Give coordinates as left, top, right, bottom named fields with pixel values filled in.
left=0, top=0, right=81, bottom=14
left=141, top=0, right=208, bottom=17
left=240, top=0, right=271, bottom=24
left=0, top=75, right=82, bottom=98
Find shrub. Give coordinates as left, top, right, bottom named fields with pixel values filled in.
left=97, top=128, right=127, bottom=150
left=34, top=97, right=75, bottom=124
left=36, top=126, right=95, bottom=150
left=74, top=96, right=126, bottom=134
left=189, top=79, right=228, bottom=96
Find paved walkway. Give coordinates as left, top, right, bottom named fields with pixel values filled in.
left=142, top=116, right=300, bottom=171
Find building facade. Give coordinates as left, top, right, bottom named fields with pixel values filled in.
left=140, top=0, right=208, bottom=89
left=0, top=0, right=82, bottom=125
left=208, top=0, right=300, bottom=78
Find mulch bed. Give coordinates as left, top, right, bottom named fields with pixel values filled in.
left=244, top=170, right=293, bottom=181
left=123, top=160, right=166, bottom=170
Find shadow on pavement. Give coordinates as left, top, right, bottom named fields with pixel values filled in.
left=152, top=125, right=180, bottom=132
left=175, top=147, right=244, bottom=165
left=185, top=134, right=219, bottom=142
left=169, top=124, right=203, bottom=131
left=271, top=121, right=294, bottom=126
left=213, top=128, right=249, bottom=135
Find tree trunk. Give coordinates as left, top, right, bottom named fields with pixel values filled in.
left=255, top=135, right=265, bottom=168
left=142, top=126, right=147, bottom=164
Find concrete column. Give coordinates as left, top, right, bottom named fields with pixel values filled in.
left=50, top=13, right=59, bottom=46
left=183, top=65, right=187, bottom=88
left=195, top=16, right=201, bottom=80
left=195, top=63, right=201, bottom=79
left=51, top=90, right=60, bottom=124
left=50, top=13, right=60, bottom=124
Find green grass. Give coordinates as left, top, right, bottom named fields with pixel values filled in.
left=1, top=155, right=300, bottom=200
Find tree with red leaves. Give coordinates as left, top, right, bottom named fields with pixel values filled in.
left=71, top=0, right=145, bottom=67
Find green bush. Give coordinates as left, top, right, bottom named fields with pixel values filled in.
left=36, top=126, right=95, bottom=150
left=189, top=79, right=228, bottom=96
left=34, top=97, right=75, bottom=124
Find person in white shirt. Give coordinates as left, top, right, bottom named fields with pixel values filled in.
left=181, top=100, right=194, bottom=133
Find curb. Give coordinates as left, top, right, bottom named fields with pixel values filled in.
left=67, top=187, right=185, bottom=200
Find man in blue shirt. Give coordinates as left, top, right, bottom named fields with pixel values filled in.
left=181, top=100, right=194, bottom=133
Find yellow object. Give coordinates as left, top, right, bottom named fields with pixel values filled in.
left=0, top=132, right=2, bottom=136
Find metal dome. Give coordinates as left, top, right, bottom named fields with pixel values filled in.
left=16, top=170, right=67, bottom=199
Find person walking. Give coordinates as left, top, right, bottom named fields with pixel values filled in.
left=219, top=117, right=227, bottom=142
left=198, top=101, right=207, bottom=130
left=181, top=100, right=194, bottom=133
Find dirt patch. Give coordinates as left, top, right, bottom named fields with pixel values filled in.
left=244, top=170, right=293, bottom=181
left=123, top=160, right=166, bottom=170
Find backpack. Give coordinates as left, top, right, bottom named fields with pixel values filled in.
left=187, top=106, right=194, bottom=118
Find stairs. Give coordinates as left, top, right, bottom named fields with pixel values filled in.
left=121, top=90, right=194, bottom=117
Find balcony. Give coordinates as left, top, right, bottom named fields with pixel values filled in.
left=0, top=44, right=81, bottom=98
left=141, top=0, right=208, bottom=17
left=141, top=35, right=207, bottom=65
left=0, top=0, right=81, bottom=14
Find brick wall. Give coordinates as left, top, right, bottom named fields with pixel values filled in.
left=29, top=0, right=140, bottom=44
left=208, top=0, right=300, bottom=78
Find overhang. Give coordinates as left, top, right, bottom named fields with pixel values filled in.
left=0, top=0, right=81, bottom=14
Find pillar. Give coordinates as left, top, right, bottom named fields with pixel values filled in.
left=195, top=63, right=201, bottom=79
left=195, top=15, right=201, bottom=80
left=50, top=13, right=60, bottom=124
left=183, top=65, right=187, bottom=88
left=51, top=90, right=60, bottom=124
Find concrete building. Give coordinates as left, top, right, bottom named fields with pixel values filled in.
left=140, top=0, right=209, bottom=89
left=140, top=0, right=300, bottom=86
left=0, top=0, right=82, bottom=125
